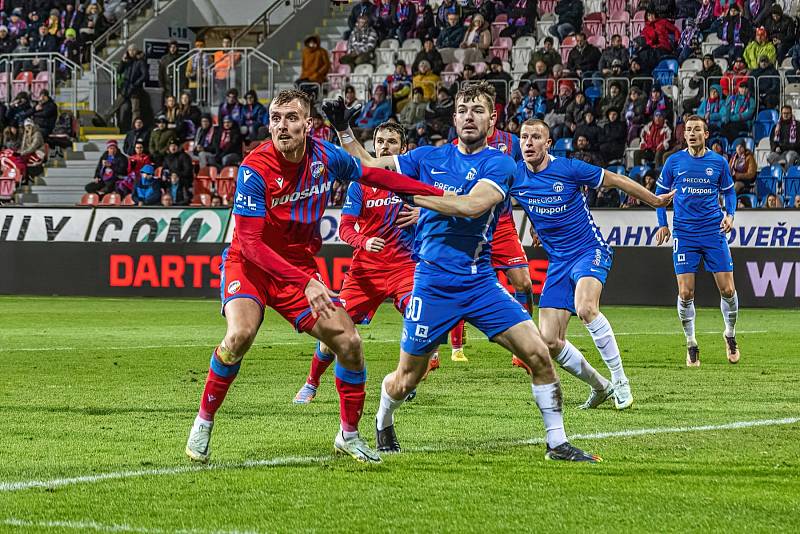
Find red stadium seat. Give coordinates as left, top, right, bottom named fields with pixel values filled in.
left=539, top=0, right=557, bottom=13
left=607, top=11, right=630, bottom=38
left=631, top=10, right=646, bottom=37
left=193, top=177, right=212, bottom=196
left=327, top=64, right=351, bottom=90
left=607, top=0, right=627, bottom=15
left=31, top=71, right=49, bottom=100
left=0, top=172, right=16, bottom=201
left=0, top=72, right=8, bottom=102
left=332, top=40, right=348, bottom=70
left=560, top=36, right=576, bottom=64
left=122, top=194, right=135, bottom=206
left=12, top=71, right=33, bottom=99
left=588, top=35, right=606, bottom=48
left=219, top=166, right=237, bottom=180
left=216, top=178, right=236, bottom=200
left=441, top=62, right=464, bottom=86
left=471, top=62, right=488, bottom=74
left=491, top=15, right=507, bottom=42
left=100, top=192, right=121, bottom=205
left=583, top=12, right=606, bottom=38
left=198, top=166, right=218, bottom=180
left=78, top=192, right=99, bottom=206
left=489, top=37, right=513, bottom=62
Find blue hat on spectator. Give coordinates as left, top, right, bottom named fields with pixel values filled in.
left=141, top=164, right=155, bottom=175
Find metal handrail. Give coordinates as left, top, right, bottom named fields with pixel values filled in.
left=233, top=0, right=314, bottom=47
left=0, top=52, right=83, bottom=116
left=91, top=0, right=168, bottom=57
left=90, top=53, right=118, bottom=124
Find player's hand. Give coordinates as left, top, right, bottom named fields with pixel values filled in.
left=529, top=226, right=541, bottom=247
left=395, top=206, right=420, bottom=228
left=321, top=96, right=362, bottom=132
left=720, top=214, right=734, bottom=233
left=649, top=190, right=675, bottom=208
left=655, top=226, right=671, bottom=246
left=365, top=237, right=385, bottom=252
left=304, top=278, right=338, bottom=320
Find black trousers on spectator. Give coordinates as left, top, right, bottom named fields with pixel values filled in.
left=85, top=179, right=117, bottom=194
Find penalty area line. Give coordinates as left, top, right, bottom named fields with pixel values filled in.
left=5, top=330, right=770, bottom=352
left=1, top=417, right=797, bottom=493
left=0, top=517, right=256, bottom=534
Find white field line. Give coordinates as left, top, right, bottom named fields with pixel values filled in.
left=1, top=417, right=797, bottom=493
left=3, top=330, right=771, bottom=352
left=0, top=518, right=256, bottom=534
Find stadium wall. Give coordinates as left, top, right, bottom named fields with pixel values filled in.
left=1, top=208, right=798, bottom=308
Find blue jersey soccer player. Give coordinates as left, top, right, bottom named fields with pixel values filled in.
left=511, top=119, right=673, bottom=409
left=325, top=82, right=601, bottom=462
left=654, top=115, right=741, bottom=367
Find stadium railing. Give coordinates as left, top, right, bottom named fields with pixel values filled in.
left=90, top=0, right=168, bottom=57
left=0, top=52, right=83, bottom=113
left=232, top=0, right=315, bottom=47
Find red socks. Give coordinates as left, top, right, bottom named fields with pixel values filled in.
left=334, top=363, right=366, bottom=433
left=307, top=342, right=335, bottom=388
left=198, top=347, right=240, bottom=421
left=450, top=320, right=465, bottom=349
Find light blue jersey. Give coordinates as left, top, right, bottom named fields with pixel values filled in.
left=510, top=156, right=611, bottom=262
left=394, top=144, right=517, bottom=275
left=656, top=149, right=734, bottom=238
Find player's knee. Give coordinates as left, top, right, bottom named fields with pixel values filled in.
left=331, top=330, right=363, bottom=364
left=224, top=324, right=258, bottom=354
left=512, top=276, right=533, bottom=293
left=679, top=288, right=695, bottom=301
left=719, top=285, right=735, bottom=299
left=544, top=336, right=565, bottom=356
left=576, top=303, right=599, bottom=324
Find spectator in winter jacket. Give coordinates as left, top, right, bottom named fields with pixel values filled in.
left=457, top=13, right=491, bottom=64
left=766, top=105, right=800, bottom=168
left=764, top=4, right=795, bottom=60
left=424, top=87, right=455, bottom=137
left=241, top=90, right=269, bottom=141
left=354, top=85, right=392, bottom=139
left=728, top=140, right=757, bottom=192
left=161, top=138, right=194, bottom=188
left=550, top=0, right=584, bottom=40
left=412, top=60, right=441, bottom=102
left=573, top=110, right=602, bottom=150
left=347, top=0, right=375, bottom=36
left=599, top=82, right=626, bottom=121
left=132, top=164, right=162, bottom=206
left=482, top=57, right=513, bottom=105
left=309, top=114, right=333, bottom=142
left=684, top=54, right=723, bottom=112
left=599, top=35, right=630, bottom=76
left=572, top=135, right=604, bottom=166
left=0, top=26, right=14, bottom=55
left=217, top=89, right=243, bottom=126
left=341, top=15, right=379, bottom=67
left=523, top=60, right=550, bottom=94
left=698, top=84, right=727, bottom=131
left=124, top=118, right=150, bottom=156
left=158, top=40, right=182, bottom=103
left=751, top=55, right=780, bottom=109
left=642, top=11, right=681, bottom=55
left=384, top=60, right=413, bottom=109
left=31, top=90, right=57, bottom=138
left=743, top=0, right=773, bottom=26
left=720, top=56, right=749, bottom=95
left=31, top=23, right=57, bottom=54
left=564, top=92, right=592, bottom=137
left=210, top=116, right=243, bottom=168
left=166, top=171, right=191, bottom=206
left=296, top=35, right=330, bottom=87
left=412, top=37, right=445, bottom=75
left=648, top=0, right=677, bottom=19
left=639, top=111, right=672, bottom=166
left=566, top=33, right=601, bottom=79
left=517, top=85, right=547, bottom=122
left=399, top=87, right=428, bottom=129
left=528, top=37, right=562, bottom=74
left=695, top=0, right=716, bottom=33
left=743, top=27, right=776, bottom=68
left=393, top=0, right=417, bottom=42
left=713, top=4, right=752, bottom=60
left=86, top=140, right=128, bottom=195
left=645, top=84, right=674, bottom=124
left=721, top=82, right=755, bottom=141
left=149, top=116, right=177, bottom=165
left=436, top=11, right=466, bottom=64
left=193, top=114, right=217, bottom=168
left=117, top=140, right=153, bottom=196
left=624, top=86, right=648, bottom=143
left=599, top=108, right=627, bottom=163
left=677, top=0, right=701, bottom=18
left=714, top=0, right=744, bottom=19
left=117, top=45, right=147, bottom=130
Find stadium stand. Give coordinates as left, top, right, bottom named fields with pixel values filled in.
left=2, top=0, right=800, bottom=209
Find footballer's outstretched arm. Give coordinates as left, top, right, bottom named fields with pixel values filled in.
left=603, top=170, right=675, bottom=208
left=321, top=97, right=396, bottom=170
left=413, top=181, right=504, bottom=218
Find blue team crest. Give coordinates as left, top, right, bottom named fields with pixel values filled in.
left=705, top=167, right=713, bottom=176
left=311, top=161, right=325, bottom=178
left=465, top=167, right=478, bottom=181
left=553, top=181, right=564, bottom=193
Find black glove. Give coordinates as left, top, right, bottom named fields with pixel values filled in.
left=396, top=193, right=417, bottom=206
left=321, top=96, right=362, bottom=132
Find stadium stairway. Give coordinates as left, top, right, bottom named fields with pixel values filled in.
left=18, top=134, right=124, bottom=205
left=272, top=3, right=352, bottom=91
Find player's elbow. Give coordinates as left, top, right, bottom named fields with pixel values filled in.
left=461, top=198, right=492, bottom=218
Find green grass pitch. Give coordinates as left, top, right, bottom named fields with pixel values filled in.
left=1, top=296, right=799, bottom=533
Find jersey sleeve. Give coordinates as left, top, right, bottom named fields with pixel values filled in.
left=327, top=143, right=363, bottom=183
left=232, top=163, right=268, bottom=217
left=477, top=154, right=516, bottom=199
left=719, top=159, right=735, bottom=191
left=568, top=157, right=605, bottom=188
left=394, top=145, right=435, bottom=179
left=341, top=182, right=364, bottom=216
left=656, top=160, right=674, bottom=190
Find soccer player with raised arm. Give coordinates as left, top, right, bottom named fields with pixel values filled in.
left=449, top=126, right=534, bottom=366
left=509, top=119, right=673, bottom=409
left=325, top=82, right=601, bottom=462
left=184, top=90, right=443, bottom=465
left=293, top=121, right=439, bottom=404
left=654, top=115, right=740, bottom=367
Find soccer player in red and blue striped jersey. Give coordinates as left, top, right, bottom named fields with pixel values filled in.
left=294, top=122, right=439, bottom=405
left=184, top=90, right=443, bottom=465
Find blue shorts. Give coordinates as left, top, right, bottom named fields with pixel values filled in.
left=400, top=262, right=530, bottom=356
left=539, top=247, right=613, bottom=313
left=673, top=233, right=734, bottom=275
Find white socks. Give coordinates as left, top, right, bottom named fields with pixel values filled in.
left=553, top=340, right=609, bottom=392
left=677, top=297, right=697, bottom=346
left=376, top=375, right=404, bottom=431
left=585, top=313, right=627, bottom=383
left=532, top=382, right=567, bottom=448
left=720, top=292, right=738, bottom=337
